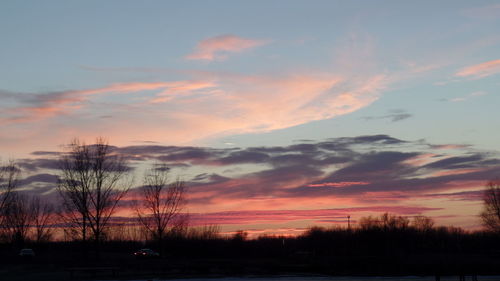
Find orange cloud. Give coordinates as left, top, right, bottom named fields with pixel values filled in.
left=185, top=34, right=268, bottom=61
left=455, top=59, right=500, bottom=78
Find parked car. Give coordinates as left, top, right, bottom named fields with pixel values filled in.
left=133, top=248, right=159, bottom=259
left=19, top=248, right=35, bottom=258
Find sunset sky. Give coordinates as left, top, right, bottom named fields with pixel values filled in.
left=1, top=0, right=500, bottom=235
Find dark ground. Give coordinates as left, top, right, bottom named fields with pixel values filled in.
left=2, top=228, right=500, bottom=280
left=1, top=248, right=500, bottom=280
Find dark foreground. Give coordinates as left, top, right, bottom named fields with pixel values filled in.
left=2, top=227, right=500, bottom=280
left=2, top=251, right=500, bottom=281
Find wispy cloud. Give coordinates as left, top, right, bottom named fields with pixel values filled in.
left=428, top=144, right=470, bottom=150
left=148, top=81, right=217, bottom=103
left=308, top=181, right=370, bottom=188
left=185, top=34, right=269, bottom=61
left=154, top=72, right=389, bottom=143
left=455, top=59, right=500, bottom=79
left=362, top=110, right=412, bottom=122
left=0, top=82, right=171, bottom=124
left=442, top=91, right=487, bottom=102
left=0, top=70, right=391, bottom=150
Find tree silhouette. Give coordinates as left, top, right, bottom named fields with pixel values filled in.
left=136, top=163, right=186, bottom=255
left=30, top=197, right=55, bottom=243
left=480, top=179, right=500, bottom=232
left=412, top=215, right=435, bottom=231
left=58, top=137, right=130, bottom=257
left=0, top=160, right=20, bottom=240
left=3, top=192, right=33, bottom=245
left=358, top=213, right=410, bottom=231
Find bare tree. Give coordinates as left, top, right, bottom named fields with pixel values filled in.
left=358, top=213, right=410, bottom=231
left=0, top=160, right=20, bottom=240
left=3, top=192, right=33, bottom=245
left=480, top=179, right=500, bottom=232
left=382, top=213, right=410, bottom=230
left=136, top=164, right=187, bottom=254
left=0, top=161, right=20, bottom=214
left=412, top=215, right=435, bottom=231
left=58, top=138, right=130, bottom=256
left=187, top=225, right=221, bottom=240
left=30, top=197, right=55, bottom=243
left=358, top=215, right=380, bottom=230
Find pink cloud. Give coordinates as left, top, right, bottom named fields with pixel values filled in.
left=429, top=168, right=486, bottom=178
left=455, top=59, right=500, bottom=78
left=149, top=81, right=217, bottom=103
left=421, top=190, right=484, bottom=202
left=64, top=72, right=387, bottom=147
left=186, top=206, right=441, bottom=226
left=0, top=70, right=390, bottom=156
left=156, top=73, right=388, bottom=142
left=402, top=153, right=440, bottom=167
left=431, top=144, right=470, bottom=150
left=308, top=181, right=370, bottom=188
left=81, top=82, right=171, bottom=95
left=185, top=34, right=269, bottom=61
left=221, top=228, right=307, bottom=238
left=0, top=81, right=192, bottom=124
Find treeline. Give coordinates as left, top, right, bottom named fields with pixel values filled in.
left=0, top=160, right=55, bottom=245
left=1, top=207, right=500, bottom=276
left=152, top=215, right=500, bottom=275
left=157, top=213, right=500, bottom=259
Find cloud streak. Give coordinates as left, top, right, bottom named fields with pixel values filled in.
left=187, top=206, right=442, bottom=226
left=362, top=110, right=412, bottom=122
left=0, top=82, right=171, bottom=124
left=307, top=181, right=370, bottom=188
left=186, top=34, right=269, bottom=61
left=455, top=59, right=500, bottom=79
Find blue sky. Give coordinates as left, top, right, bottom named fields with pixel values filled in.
left=1, top=0, right=500, bottom=233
